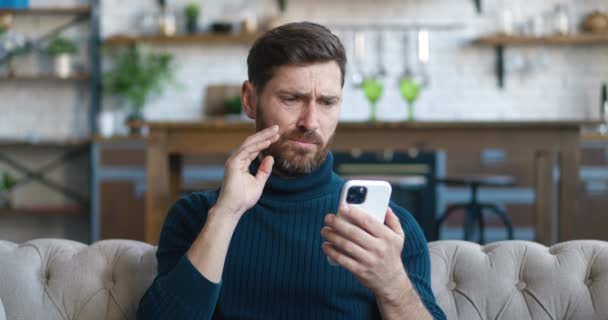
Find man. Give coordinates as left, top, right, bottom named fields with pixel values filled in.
left=137, top=22, right=446, bottom=320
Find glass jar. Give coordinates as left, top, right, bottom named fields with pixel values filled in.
left=552, top=4, right=570, bottom=35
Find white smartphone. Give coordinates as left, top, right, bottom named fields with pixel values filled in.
left=328, top=180, right=392, bottom=266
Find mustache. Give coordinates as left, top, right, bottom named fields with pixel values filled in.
left=282, top=129, right=323, bottom=145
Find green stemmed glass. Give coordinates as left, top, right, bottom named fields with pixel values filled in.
left=399, top=75, right=421, bottom=121
left=362, top=77, right=383, bottom=122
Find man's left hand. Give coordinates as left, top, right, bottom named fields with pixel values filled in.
left=321, top=205, right=410, bottom=300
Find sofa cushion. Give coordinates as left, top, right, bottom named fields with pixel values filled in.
left=0, top=295, right=6, bottom=320
left=0, top=239, right=156, bottom=320
left=430, top=240, right=608, bottom=320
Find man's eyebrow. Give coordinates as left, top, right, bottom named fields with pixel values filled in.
left=276, top=89, right=308, bottom=97
left=318, top=95, right=340, bottom=101
left=276, top=90, right=340, bottom=100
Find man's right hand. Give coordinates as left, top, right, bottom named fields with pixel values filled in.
left=187, top=125, right=279, bottom=283
left=214, top=125, right=280, bottom=219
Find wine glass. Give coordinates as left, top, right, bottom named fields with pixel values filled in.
left=362, top=77, right=383, bottom=121
left=399, top=30, right=429, bottom=121
left=399, top=71, right=422, bottom=121
left=361, top=31, right=386, bottom=122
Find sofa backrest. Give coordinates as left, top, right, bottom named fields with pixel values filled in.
left=429, top=240, right=608, bottom=320
left=0, top=239, right=156, bottom=320
left=1, top=239, right=607, bottom=320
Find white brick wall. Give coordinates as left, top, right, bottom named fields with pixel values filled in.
left=2, top=0, right=608, bottom=140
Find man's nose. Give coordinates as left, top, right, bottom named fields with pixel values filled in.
left=297, top=103, right=320, bottom=132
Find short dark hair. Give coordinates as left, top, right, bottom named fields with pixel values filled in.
left=247, top=21, right=347, bottom=93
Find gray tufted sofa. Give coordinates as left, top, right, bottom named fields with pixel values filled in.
left=0, top=239, right=606, bottom=320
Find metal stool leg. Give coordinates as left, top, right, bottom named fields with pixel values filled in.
left=463, top=204, right=476, bottom=241
left=466, top=183, right=481, bottom=243
left=481, top=204, right=514, bottom=240
left=435, top=204, right=467, bottom=240
left=476, top=205, right=486, bottom=244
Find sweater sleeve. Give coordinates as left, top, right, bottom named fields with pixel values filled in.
left=389, top=203, right=447, bottom=320
left=137, top=193, right=221, bottom=320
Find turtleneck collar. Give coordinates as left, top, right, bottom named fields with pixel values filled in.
left=249, top=152, right=340, bottom=201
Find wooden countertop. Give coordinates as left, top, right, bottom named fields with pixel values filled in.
left=580, top=132, right=608, bottom=142
left=145, top=119, right=598, bottom=130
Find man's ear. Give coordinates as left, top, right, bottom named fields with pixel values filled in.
left=241, top=80, right=256, bottom=120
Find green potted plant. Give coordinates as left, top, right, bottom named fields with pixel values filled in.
left=277, top=0, right=287, bottom=13
left=103, top=45, right=175, bottom=134
left=184, top=2, right=200, bottom=34
left=223, top=95, right=242, bottom=117
left=267, top=0, right=287, bottom=29
left=0, top=172, right=17, bottom=208
left=46, top=36, right=78, bottom=78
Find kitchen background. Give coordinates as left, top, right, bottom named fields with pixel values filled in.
left=1, top=0, right=608, bottom=243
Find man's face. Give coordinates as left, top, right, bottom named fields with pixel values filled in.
left=246, top=61, right=342, bottom=176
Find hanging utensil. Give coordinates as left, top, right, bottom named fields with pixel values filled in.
left=416, top=29, right=430, bottom=87
left=376, top=30, right=386, bottom=77
left=351, top=30, right=365, bottom=88
left=474, top=0, right=482, bottom=14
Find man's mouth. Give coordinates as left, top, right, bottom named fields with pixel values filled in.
left=289, top=138, right=317, bottom=144
left=288, top=139, right=318, bottom=148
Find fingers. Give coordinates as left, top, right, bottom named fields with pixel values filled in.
left=322, top=242, right=362, bottom=274
left=339, top=205, right=386, bottom=238
left=242, top=125, right=279, bottom=149
left=232, top=125, right=280, bottom=164
left=255, top=155, right=274, bottom=184
left=241, top=138, right=277, bottom=162
left=323, top=213, right=377, bottom=250
left=321, top=226, right=371, bottom=263
left=384, top=207, right=404, bottom=237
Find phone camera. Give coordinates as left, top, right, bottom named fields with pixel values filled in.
left=346, top=186, right=367, bottom=204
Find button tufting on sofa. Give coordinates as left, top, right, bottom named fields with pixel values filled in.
left=1, top=239, right=607, bottom=320
left=0, top=239, right=158, bottom=320
left=448, top=281, right=457, bottom=290
left=0, top=295, right=5, bottom=320
left=430, top=240, right=608, bottom=319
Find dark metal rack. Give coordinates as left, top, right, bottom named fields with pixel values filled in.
left=0, top=2, right=101, bottom=243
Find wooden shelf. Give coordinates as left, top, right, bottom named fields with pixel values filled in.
left=0, top=205, right=83, bottom=215
left=93, top=135, right=146, bottom=143
left=473, top=33, right=608, bottom=88
left=475, top=33, right=608, bottom=46
left=0, top=138, right=91, bottom=147
left=0, top=74, right=91, bottom=81
left=104, top=33, right=260, bottom=46
left=0, top=6, right=90, bottom=15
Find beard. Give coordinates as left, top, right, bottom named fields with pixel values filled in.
left=256, top=106, right=334, bottom=177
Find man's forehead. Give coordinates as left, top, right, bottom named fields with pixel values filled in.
left=270, top=62, right=342, bottom=94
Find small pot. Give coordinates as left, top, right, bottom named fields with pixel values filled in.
left=125, top=111, right=145, bottom=135
left=186, top=18, right=198, bottom=33
left=582, top=11, right=608, bottom=33
left=53, top=54, right=72, bottom=78
left=0, top=191, right=13, bottom=209
left=265, top=14, right=286, bottom=30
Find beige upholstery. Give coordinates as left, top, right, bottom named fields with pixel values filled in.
left=0, top=294, right=5, bottom=320
left=0, top=239, right=156, bottom=320
left=430, top=240, right=608, bottom=320
left=0, top=239, right=606, bottom=320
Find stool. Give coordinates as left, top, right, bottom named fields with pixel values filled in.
left=435, top=175, right=515, bottom=244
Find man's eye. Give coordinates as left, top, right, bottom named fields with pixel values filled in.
left=282, top=97, right=298, bottom=103
left=320, top=100, right=336, bottom=106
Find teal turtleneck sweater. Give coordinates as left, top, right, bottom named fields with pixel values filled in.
left=137, top=152, right=446, bottom=319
